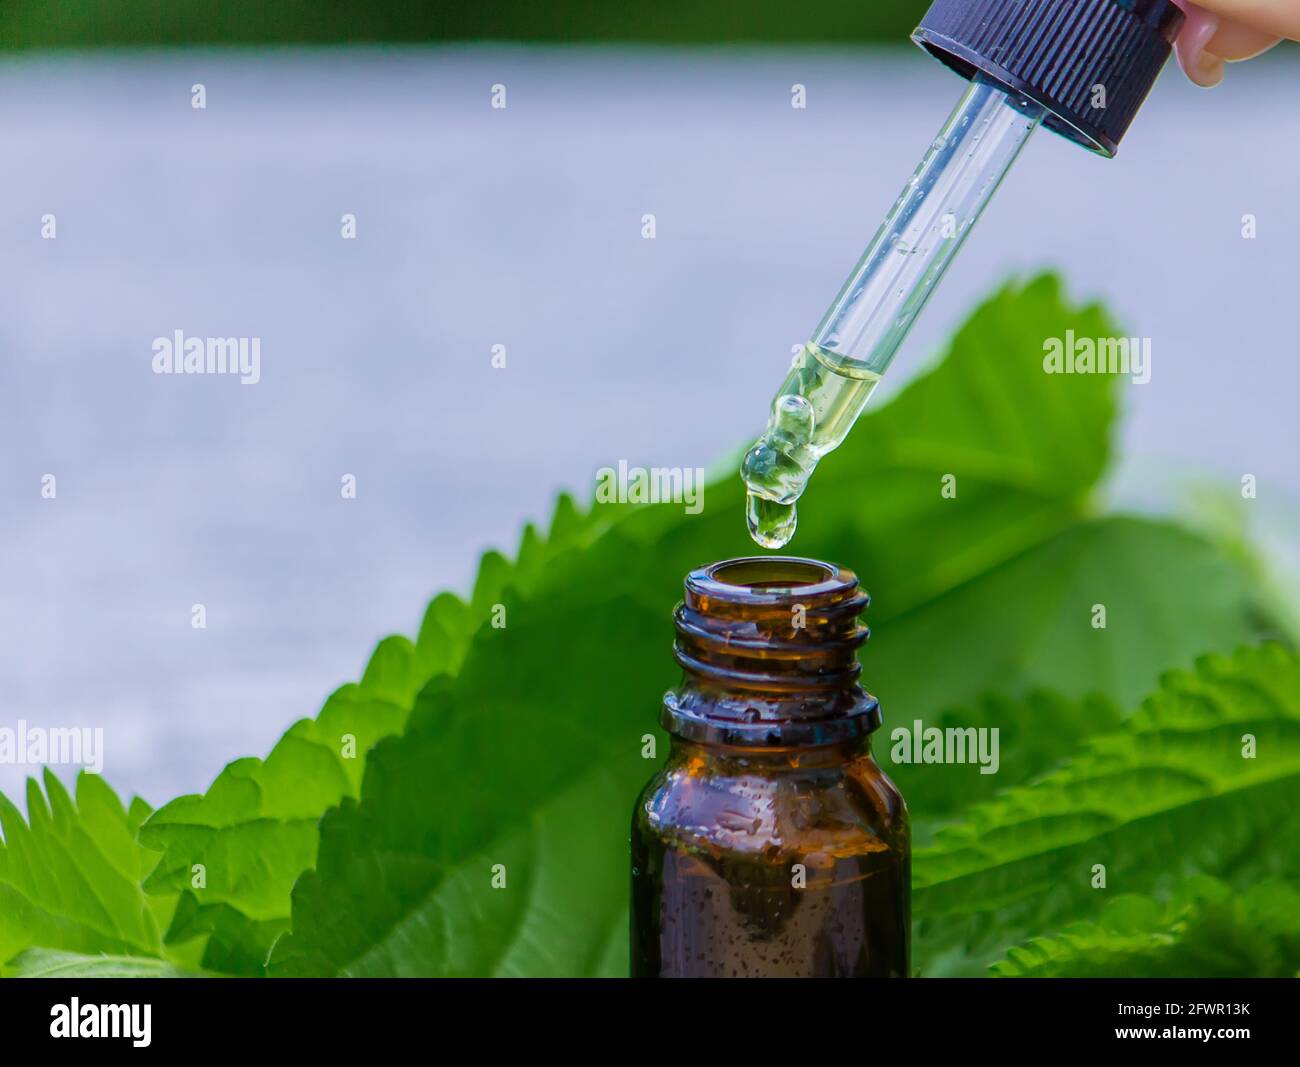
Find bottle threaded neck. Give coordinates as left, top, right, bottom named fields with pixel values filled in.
left=664, top=557, right=880, bottom=747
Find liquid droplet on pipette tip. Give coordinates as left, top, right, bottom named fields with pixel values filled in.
left=746, top=492, right=797, bottom=550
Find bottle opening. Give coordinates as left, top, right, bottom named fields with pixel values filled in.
left=708, top=557, right=834, bottom=592
left=692, top=556, right=854, bottom=608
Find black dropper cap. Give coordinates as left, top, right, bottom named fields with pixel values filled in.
left=913, top=0, right=1185, bottom=157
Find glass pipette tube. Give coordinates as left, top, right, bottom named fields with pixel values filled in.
left=742, top=78, right=1046, bottom=548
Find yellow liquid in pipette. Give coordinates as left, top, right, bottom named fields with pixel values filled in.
left=741, top=343, right=881, bottom=549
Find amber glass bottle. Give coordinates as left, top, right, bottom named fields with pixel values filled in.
left=631, top=557, right=909, bottom=978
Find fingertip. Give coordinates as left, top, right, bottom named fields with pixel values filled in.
left=1188, top=52, right=1226, bottom=87
left=1171, top=0, right=1224, bottom=86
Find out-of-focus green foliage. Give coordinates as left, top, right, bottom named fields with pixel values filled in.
left=0, top=1, right=928, bottom=50
left=992, top=875, right=1300, bottom=978
left=916, top=644, right=1300, bottom=975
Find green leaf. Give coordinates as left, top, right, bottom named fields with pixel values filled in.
left=136, top=494, right=606, bottom=974
left=873, top=514, right=1262, bottom=793
left=267, top=551, right=1270, bottom=976
left=269, top=586, right=661, bottom=976
left=159, top=891, right=288, bottom=977
left=262, top=276, right=1273, bottom=977
left=882, top=691, right=1123, bottom=831
left=991, top=877, right=1300, bottom=978
left=798, top=273, right=1117, bottom=614
left=0, top=771, right=166, bottom=964
left=2, top=947, right=209, bottom=978
left=134, top=657, right=424, bottom=974
left=914, top=644, right=1300, bottom=975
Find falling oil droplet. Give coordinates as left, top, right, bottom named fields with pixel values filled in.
left=746, top=492, right=797, bottom=549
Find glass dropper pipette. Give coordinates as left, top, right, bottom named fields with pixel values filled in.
left=740, top=0, right=1187, bottom=548
left=741, top=78, right=1043, bottom=547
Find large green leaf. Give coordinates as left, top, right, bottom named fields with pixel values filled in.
left=135, top=493, right=611, bottom=974
left=258, top=276, right=1272, bottom=977
left=873, top=514, right=1261, bottom=801
left=0, top=771, right=168, bottom=964
left=990, top=876, right=1300, bottom=978
left=795, top=274, right=1117, bottom=616
left=269, top=582, right=661, bottom=976
left=914, top=644, right=1300, bottom=975
left=884, top=691, right=1122, bottom=830
left=267, top=544, right=1271, bottom=978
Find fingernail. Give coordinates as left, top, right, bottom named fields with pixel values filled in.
left=1191, top=52, right=1225, bottom=87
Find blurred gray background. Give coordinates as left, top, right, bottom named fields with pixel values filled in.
left=1, top=46, right=1297, bottom=805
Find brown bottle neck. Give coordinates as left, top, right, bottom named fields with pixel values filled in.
left=662, top=557, right=881, bottom=748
